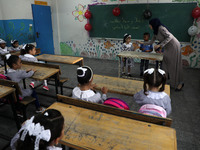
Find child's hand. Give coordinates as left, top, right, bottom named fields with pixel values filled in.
left=26, top=69, right=32, bottom=72
left=136, top=41, right=143, bottom=44
left=154, top=45, right=160, bottom=50
left=101, top=87, right=108, bottom=94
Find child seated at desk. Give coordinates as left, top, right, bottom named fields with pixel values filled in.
left=9, top=40, right=21, bottom=52
left=72, top=66, right=108, bottom=103
left=133, top=68, right=171, bottom=118
left=121, top=33, right=136, bottom=77
left=0, top=39, right=10, bottom=66
left=11, top=109, right=64, bottom=150
left=19, top=44, right=49, bottom=91
left=6, top=55, right=45, bottom=113
left=139, top=32, right=153, bottom=76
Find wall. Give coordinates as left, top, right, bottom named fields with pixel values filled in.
left=0, top=0, right=53, bottom=46
left=55, top=0, right=200, bottom=68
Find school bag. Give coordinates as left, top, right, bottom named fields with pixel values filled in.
left=103, top=98, right=129, bottom=110
left=139, top=104, right=167, bottom=118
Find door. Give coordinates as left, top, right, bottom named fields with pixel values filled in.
left=32, top=4, right=54, bottom=54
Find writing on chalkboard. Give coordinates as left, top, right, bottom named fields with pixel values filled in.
left=110, top=17, right=143, bottom=31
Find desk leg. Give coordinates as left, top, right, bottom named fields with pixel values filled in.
left=9, top=93, right=21, bottom=130
left=118, top=57, right=121, bottom=77
left=54, top=74, right=58, bottom=99
left=4, top=57, right=7, bottom=74
left=79, top=59, right=84, bottom=66
left=23, top=79, right=26, bottom=89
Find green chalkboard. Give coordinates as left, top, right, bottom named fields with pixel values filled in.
left=89, top=3, right=197, bottom=42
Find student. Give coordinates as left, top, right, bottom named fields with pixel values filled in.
left=6, top=55, right=45, bottom=113
left=10, top=109, right=64, bottom=150
left=10, top=40, right=21, bottom=52
left=20, top=44, right=49, bottom=90
left=0, top=39, right=10, bottom=66
left=133, top=68, right=171, bottom=117
left=72, top=66, right=108, bottom=103
left=139, top=32, right=153, bottom=76
left=121, top=33, right=135, bottom=77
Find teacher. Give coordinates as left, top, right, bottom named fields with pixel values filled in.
left=140, top=18, right=184, bottom=91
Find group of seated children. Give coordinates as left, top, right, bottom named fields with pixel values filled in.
left=72, top=65, right=171, bottom=118
left=121, top=33, right=163, bottom=77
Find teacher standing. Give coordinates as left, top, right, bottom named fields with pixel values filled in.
left=139, top=18, right=184, bottom=91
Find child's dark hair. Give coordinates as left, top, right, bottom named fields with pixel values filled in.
left=143, top=68, right=166, bottom=95
left=143, top=32, right=150, bottom=36
left=15, top=109, right=64, bottom=150
left=20, top=44, right=35, bottom=55
left=77, top=66, right=93, bottom=85
left=11, top=40, right=18, bottom=48
left=7, top=55, right=20, bottom=68
left=123, top=33, right=131, bottom=43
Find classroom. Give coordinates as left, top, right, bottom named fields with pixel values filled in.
left=0, top=0, right=200, bottom=150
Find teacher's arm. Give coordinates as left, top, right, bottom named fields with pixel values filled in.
left=138, top=36, right=156, bottom=45
left=158, top=26, right=173, bottom=48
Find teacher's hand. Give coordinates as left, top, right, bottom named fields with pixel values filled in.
left=136, top=41, right=143, bottom=44
left=154, top=45, right=161, bottom=50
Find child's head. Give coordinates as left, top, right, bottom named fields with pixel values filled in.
left=11, top=40, right=19, bottom=48
left=143, top=32, right=150, bottom=41
left=143, top=68, right=166, bottom=94
left=0, top=39, right=6, bottom=49
left=123, top=33, right=131, bottom=43
left=12, top=109, right=64, bottom=150
left=77, top=66, right=93, bottom=86
left=7, top=55, right=22, bottom=69
left=20, top=44, right=36, bottom=55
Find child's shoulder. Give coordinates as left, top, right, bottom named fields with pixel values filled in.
left=47, top=146, right=62, bottom=150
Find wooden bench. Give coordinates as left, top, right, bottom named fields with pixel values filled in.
left=21, top=61, right=69, bottom=95
left=57, top=94, right=172, bottom=127
left=0, top=79, right=36, bottom=121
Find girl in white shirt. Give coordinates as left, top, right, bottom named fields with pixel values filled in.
left=10, top=109, right=64, bottom=150
left=72, top=66, right=108, bottom=103
left=19, top=44, right=49, bottom=90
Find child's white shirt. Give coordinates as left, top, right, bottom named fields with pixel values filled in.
left=72, top=86, right=106, bottom=103
left=122, top=42, right=134, bottom=51
left=47, top=146, right=62, bottom=150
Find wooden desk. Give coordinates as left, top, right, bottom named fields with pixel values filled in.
left=93, top=74, right=170, bottom=96
left=21, top=62, right=60, bottom=95
left=48, top=102, right=177, bottom=150
left=36, top=54, right=84, bottom=66
left=21, top=64, right=60, bottom=81
left=0, top=85, right=20, bottom=129
left=117, top=51, right=163, bottom=77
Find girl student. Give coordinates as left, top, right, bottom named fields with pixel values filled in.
left=10, top=40, right=21, bottom=51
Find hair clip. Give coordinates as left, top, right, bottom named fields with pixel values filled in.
left=22, top=44, right=27, bottom=49
left=11, top=40, right=17, bottom=44
left=44, top=112, right=48, bottom=116
left=144, top=68, right=154, bottom=74
left=77, top=67, right=88, bottom=77
left=158, top=69, right=165, bottom=75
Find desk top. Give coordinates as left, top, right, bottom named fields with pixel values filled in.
left=93, top=74, right=170, bottom=96
left=22, top=64, right=60, bottom=81
left=36, top=54, right=83, bottom=64
left=48, top=102, right=177, bottom=150
left=118, top=51, right=163, bottom=61
left=0, top=85, right=15, bottom=98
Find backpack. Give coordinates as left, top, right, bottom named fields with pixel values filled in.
left=139, top=104, right=167, bottom=118
left=103, top=98, right=129, bottom=110
left=0, top=74, right=10, bottom=80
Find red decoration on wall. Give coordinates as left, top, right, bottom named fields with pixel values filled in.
left=85, top=23, right=92, bottom=31
left=192, top=7, right=200, bottom=18
left=84, top=10, right=92, bottom=19
left=112, top=7, right=120, bottom=16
